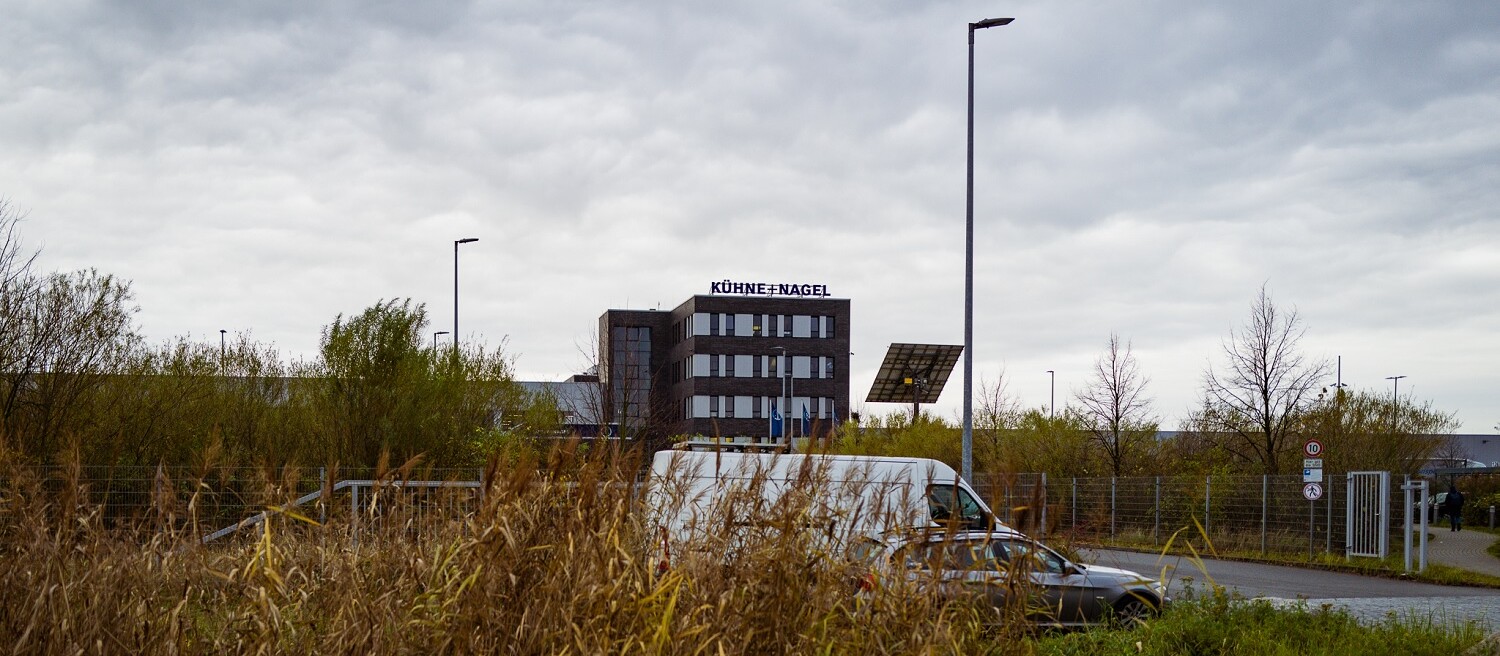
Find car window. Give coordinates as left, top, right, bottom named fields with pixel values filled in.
left=997, top=539, right=1067, bottom=574
left=899, top=539, right=1002, bottom=572
left=927, top=484, right=986, bottom=525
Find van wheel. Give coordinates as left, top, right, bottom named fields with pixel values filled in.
left=1114, top=597, right=1157, bottom=627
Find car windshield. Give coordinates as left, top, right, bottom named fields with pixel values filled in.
left=926, top=484, right=986, bottom=525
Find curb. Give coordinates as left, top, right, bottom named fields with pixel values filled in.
left=1079, top=542, right=1500, bottom=590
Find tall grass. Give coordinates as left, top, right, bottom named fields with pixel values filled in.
left=0, top=445, right=1021, bottom=654
left=0, top=445, right=1487, bottom=655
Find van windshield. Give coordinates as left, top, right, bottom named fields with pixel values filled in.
left=926, top=484, right=987, bottom=527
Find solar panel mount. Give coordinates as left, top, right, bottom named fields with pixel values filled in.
left=864, top=343, right=964, bottom=408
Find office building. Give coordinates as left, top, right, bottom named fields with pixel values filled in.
left=598, top=286, right=850, bottom=447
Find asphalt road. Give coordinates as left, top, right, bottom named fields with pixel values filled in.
left=1081, top=548, right=1500, bottom=631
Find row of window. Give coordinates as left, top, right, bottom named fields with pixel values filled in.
left=672, top=354, right=836, bottom=382
left=683, top=395, right=839, bottom=420
left=676, top=313, right=837, bottom=340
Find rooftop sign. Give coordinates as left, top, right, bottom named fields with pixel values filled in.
left=710, top=280, right=831, bottom=298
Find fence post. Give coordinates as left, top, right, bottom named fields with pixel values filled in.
left=1154, top=476, right=1161, bottom=544
left=1005, top=484, right=1013, bottom=525
left=1110, top=477, right=1117, bottom=539
left=1204, top=475, right=1212, bottom=538
left=1040, top=473, right=1048, bottom=535
left=351, top=483, right=360, bottom=548
left=1261, top=474, right=1268, bottom=554
left=1326, top=477, right=1333, bottom=554
left=1071, top=478, right=1077, bottom=532
left=319, top=467, right=327, bottom=525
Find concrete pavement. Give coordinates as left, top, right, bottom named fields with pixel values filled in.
left=1427, top=527, right=1500, bottom=579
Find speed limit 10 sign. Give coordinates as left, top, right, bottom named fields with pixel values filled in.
left=1303, top=439, right=1324, bottom=458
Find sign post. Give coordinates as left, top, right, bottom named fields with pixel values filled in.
left=1303, top=438, right=1327, bottom=557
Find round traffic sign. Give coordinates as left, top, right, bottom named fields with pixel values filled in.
left=1303, top=439, right=1323, bottom=458
left=1303, top=482, right=1324, bottom=501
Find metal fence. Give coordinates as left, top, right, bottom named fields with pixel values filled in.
left=0, top=465, right=489, bottom=544
left=1, top=464, right=1437, bottom=559
left=973, top=472, right=1420, bottom=559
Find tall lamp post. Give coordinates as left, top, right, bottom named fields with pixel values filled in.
left=1386, top=375, right=1407, bottom=432
left=773, top=346, right=794, bottom=453
left=454, top=238, right=478, bottom=354
left=433, top=331, right=449, bottom=351
left=963, top=16, right=1014, bottom=483
left=1046, top=369, right=1055, bottom=418
left=219, top=329, right=227, bottom=370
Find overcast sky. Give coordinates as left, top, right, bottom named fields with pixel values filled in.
left=3, top=1, right=1498, bottom=433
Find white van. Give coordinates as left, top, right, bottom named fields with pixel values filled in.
left=646, top=450, right=1000, bottom=559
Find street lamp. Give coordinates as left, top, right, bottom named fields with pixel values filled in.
left=1386, top=375, right=1407, bottom=432
left=454, top=238, right=478, bottom=354
left=1046, top=370, right=1055, bottom=418
left=433, top=331, right=449, bottom=350
left=219, top=329, right=227, bottom=370
left=963, top=16, right=1014, bottom=483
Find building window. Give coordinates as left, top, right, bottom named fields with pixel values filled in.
left=693, top=354, right=710, bottom=377
left=792, top=315, right=812, bottom=338
left=793, top=356, right=811, bottom=379
left=692, top=313, right=710, bottom=337
left=709, top=313, right=719, bottom=335
left=735, top=313, right=753, bottom=337
left=709, top=355, right=719, bottom=377
left=825, top=356, right=835, bottom=379
left=734, top=396, right=753, bottom=419
left=735, top=354, right=753, bottom=378
left=709, top=395, right=719, bottom=418
left=724, top=313, right=734, bottom=336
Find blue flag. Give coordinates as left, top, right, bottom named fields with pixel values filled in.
left=771, top=402, right=783, bottom=437
left=802, top=405, right=811, bottom=431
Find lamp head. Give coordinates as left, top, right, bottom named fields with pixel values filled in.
left=970, top=17, right=1014, bottom=30
left=456, top=237, right=479, bottom=244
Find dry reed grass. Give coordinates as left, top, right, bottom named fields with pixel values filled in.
left=0, top=443, right=1033, bottom=655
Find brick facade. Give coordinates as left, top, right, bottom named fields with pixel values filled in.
left=599, top=295, right=851, bottom=445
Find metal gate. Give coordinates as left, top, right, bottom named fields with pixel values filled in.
left=1346, top=471, right=1389, bottom=558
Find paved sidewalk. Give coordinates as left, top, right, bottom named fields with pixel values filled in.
left=1426, top=527, right=1500, bottom=578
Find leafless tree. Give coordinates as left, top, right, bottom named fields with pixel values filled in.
left=0, top=200, right=41, bottom=390
left=1200, top=285, right=1332, bottom=475
left=1074, top=334, right=1158, bottom=477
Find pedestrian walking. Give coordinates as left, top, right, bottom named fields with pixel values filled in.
left=1444, top=484, right=1466, bottom=531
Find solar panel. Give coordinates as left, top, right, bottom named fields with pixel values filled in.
left=864, top=343, right=964, bottom=404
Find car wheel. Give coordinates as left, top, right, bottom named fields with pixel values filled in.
left=1114, top=597, right=1157, bottom=627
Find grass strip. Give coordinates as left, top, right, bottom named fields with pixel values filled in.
left=1034, top=588, right=1488, bottom=656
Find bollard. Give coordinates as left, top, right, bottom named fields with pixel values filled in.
left=1490, top=505, right=1496, bottom=530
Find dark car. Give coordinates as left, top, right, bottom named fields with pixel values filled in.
left=1416, top=492, right=1450, bottom=523
left=865, top=529, right=1168, bottom=627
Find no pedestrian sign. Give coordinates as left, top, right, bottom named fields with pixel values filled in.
left=1303, top=482, right=1324, bottom=501
left=1303, top=439, right=1324, bottom=458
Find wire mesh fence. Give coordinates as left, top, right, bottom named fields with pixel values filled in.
left=0, top=465, right=490, bottom=545
left=2, top=463, right=1433, bottom=559
left=973, top=472, right=1423, bottom=559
